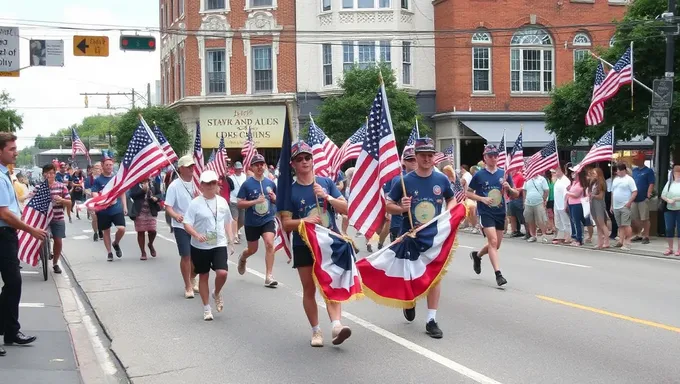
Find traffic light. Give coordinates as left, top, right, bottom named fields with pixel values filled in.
left=119, top=35, right=156, bottom=52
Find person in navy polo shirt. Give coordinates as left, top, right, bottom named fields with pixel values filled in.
left=467, top=144, right=518, bottom=287
left=387, top=137, right=456, bottom=339
left=385, top=146, right=418, bottom=243
left=236, top=154, right=279, bottom=288
left=631, top=152, right=655, bottom=243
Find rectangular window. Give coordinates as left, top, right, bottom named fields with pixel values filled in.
left=511, top=48, right=553, bottom=93
left=511, top=49, right=520, bottom=92
left=358, top=0, right=373, bottom=8
left=401, top=0, right=408, bottom=9
left=543, top=50, right=553, bottom=92
left=322, top=44, right=333, bottom=86
left=179, top=49, right=185, bottom=98
left=179, top=0, right=184, bottom=16
left=472, top=47, right=490, bottom=92
left=322, top=0, right=331, bottom=11
left=253, top=45, right=273, bottom=92
left=379, top=41, right=391, bottom=64
left=206, top=0, right=225, bottom=10
left=379, top=0, right=390, bottom=7
left=358, top=42, right=375, bottom=69
left=342, top=0, right=353, bottom=8
left=343, top=41, right=354, bottom=72
left=251, top=0, right=272, bottom=7
left=207, top=49, right=226, bottom=94
left=402, top=41, right=411, bottom=84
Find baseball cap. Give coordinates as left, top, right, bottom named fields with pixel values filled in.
left=291, top=141, right=313, bottom=159
left=483, top=144, right=499, bottom=156
left=177, top=155, right=195, bottom=168
left=199, top=170, right=218, bottom=183
left=402, top=147, right=415, bottom=160
left=251, top=154, right=266, bottom=165
left=414, top=137, right=436, bottom=153
left=234, top=161, right=243, bottom=169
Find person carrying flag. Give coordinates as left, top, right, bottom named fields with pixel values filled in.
left=280, top=142, right=352, bottom=347
left=386, top=137, right=456, bottom=339
left=236, top=154, right=279, bottom=288
left=467, top=145, right=518, bottom=287
left=91, top=157, right=128, bottom=262
left=385, top=147, right=418, bottom=243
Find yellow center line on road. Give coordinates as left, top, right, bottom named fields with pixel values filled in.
left=536, top=295, right=680, bottom=334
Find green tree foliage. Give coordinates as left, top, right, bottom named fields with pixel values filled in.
left=0, top=91, right=23, bottom=132
left=114, top=106, right=190, bottom=159
left=16, top=148, right=34, bottom=167
left=34, top=115, right=121, bottom=149
left=545, top=0, right=678, bottom=155
left=314, top=64, right=428, bottom=147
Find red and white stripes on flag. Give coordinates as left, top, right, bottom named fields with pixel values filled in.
left=307, top=117, right=339, bottom=178
left=18, top=181, right=53, bottom=267
left=572, top=129, right=614, bottom=173
left=507, top=131, right=524, bottom=175
left=241, top=127, right=257, bottom=169
left=192, top=122, right=205, bottom=192
left=85, top=123, right=168, bottom=211
left=146, top=120, right=179, bottom=165
left=496, top=130, right=507, bottom=170
left=71, top=127, right=90, bottom=164
left=273, top=216, right=292, bottom=263
left=586, top=48, right=633, bottom=126
left=348, top=83, right=401, bottom=238
left=433, top=144, right=454, bottom=165
left=206, top=135, right=228, bottom=177
left=331, top=123, right=367, bottom=179
left=524, top=138, right=559, bottom=180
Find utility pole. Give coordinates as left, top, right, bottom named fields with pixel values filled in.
left=80, top=88, right=151, bottom=110
left=132, top=88, right=136, bottom=109
left=657, top=0, right=677, bottom=236
left=147, top=82, right=151, bottom=107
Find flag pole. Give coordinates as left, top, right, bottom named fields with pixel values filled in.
left=589, top=51, right=653, bottom=94
left=630, top=41, right=634, bottom=111
left=415, top=117, right=420, bottom=138
left=306, top=115, right=323, bottom=216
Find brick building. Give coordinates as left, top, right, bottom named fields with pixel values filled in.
left=159, top=0, right=297, bottom=163
left=431, top=0, right=629, bottom=166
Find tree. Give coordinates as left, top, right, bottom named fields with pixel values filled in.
left=544, top=0, right=680, bottom=158
left=114, top=106, right=190, bottom=158
left=16, top=148, right=34, bottom=167
left=314, top=64, right=428, bottom=147
left=0, top=91, right=23, bottom=132
left=35, top=115, right=121, bottom=150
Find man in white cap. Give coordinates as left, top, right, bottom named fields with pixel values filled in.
left=183, top=170, right=235, bottom=321
left=165, top=155, right=199, bottom=298
left=228, top=161, right=247, bottom=243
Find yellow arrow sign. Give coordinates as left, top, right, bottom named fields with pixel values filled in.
left=0, top=71, right=19, bottom=77
left=73, top=36, right=109, bottom=57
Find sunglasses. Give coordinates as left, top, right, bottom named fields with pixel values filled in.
left=295, top=155, right=312, bottom=162
left=404, top=158, right=416, bottom=162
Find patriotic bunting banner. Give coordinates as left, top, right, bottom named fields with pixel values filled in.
left=298, top=221, right=363, bottom=303
left=357, top=203, right=466, bottom=308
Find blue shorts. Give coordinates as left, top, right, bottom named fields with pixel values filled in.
left=173, top=227, right=191, bottom=257
left=49, top=220, right=66, bottom=239
left=480, top=213, right=505, bottom=231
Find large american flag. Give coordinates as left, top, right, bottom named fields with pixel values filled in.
left=206, top=135, right=228, bottom=177
left=348, top=84, right=401, bottom=238
left=433, top=144, right=454, bottom=165
left=524, top=138, right=559, bottom=180
left=586, top=48, right=632, bottom=126
left=18, top=181, right=53, bottom=267
left=241, top=127, right=257, bottom=168
left=496, top=130, right=507, bottom=170
left=192, top=122, right=205, bottom=192
left=85, top=123, right=168, bottom=211
left=332, top=123, right=367, bottom=178
left=507, top=131, right=524, bottom=175
left=71, top=127, right=90, bottom=164
left=572, top=129, right=614, bottom=173
left=307, top=118, right=339, bottom=178
left=151, top=123, right=179, bottom=165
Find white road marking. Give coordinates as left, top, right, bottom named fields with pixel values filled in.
left=83, top=229, right=93, bottom=233
left=533, top=258, right=592, bottom=268
left=458, top=245, right=475, bottom=249
left=20, top=270, right=39, bottom=275
left=72, top=235, right=89, bottom=240
left=20, top=302, right=45, bottom=308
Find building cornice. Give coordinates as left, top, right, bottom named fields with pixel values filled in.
left=431, top=111, right=546, bottom=121
left=168, top=94, right=297, bottom=109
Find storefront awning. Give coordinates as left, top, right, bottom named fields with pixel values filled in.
left=461, top=120, right=553, bottom=147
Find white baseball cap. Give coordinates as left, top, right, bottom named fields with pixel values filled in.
left=199, top=170, right=218, bottom=183
left=177, top=155, right=195, bottom=168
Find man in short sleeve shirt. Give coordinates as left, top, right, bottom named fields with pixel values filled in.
left=42, top=163, right=71, bottom=274
left=91, top=157, right=127, bottom=262
left=631, top=152, right=655, bottom=243
left=385, top=147, right=418, bottom=243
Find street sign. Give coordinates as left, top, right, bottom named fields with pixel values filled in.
left=29, top=40, right=64, bottom=67
left=119, top=35, right=156, bottom=52
left=648, top=109, right=670, bottom=136
left=73, top=36, right=109, bottom=57
left=0, top=71, right=19, bottom=77
left=652, top=78, right=674, bottom=109
left=0, top=26, right=20, bottom=72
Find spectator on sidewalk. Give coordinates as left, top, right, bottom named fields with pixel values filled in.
left=507, top=171, right=526, bottom=238
left=552, top=163, right=571, bottom=244
left=611, top=163, right=638, bottom=251
left=631, top=152, right=655, bottom=244
left=660, top=163, right=680, bottom=256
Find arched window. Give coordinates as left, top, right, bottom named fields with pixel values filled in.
left=573, top=33, right=591, bottom=47
left=510, top=27, right=554, bottom=93
left=472, top=31, right=492, bottom=92
left=573, top=32, right=592, bottom=79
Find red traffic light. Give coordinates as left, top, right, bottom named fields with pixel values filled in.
left=119, top=35, right=156, bottom=52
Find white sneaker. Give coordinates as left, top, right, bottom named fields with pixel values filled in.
left=310, top=330, right=323, bottom=347
left=265, top=275, right=278, bottom=288
left=203, top=309, right=213, bottom=321
left=192, top=278, right=199, bottom=293
left=184, top=290, right=194, bottom=299
left=237, top=253, right=247, bottom=275
left=331, top=324, right=352, bottom=345
left=213, top=291, right=224, bottom=312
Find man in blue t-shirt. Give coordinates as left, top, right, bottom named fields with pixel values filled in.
left=631, top=152, right=655, bottom=243
left=386, top=137, right=456, bottom=339
left=91, top=157, right=127, bottom=262
left=236, top=154, right=279, bottom=287
left=467, top=144, right=518, bottom=288
left=385, top=146, right=418, bottom=242
left=279, top=141, right=352, bottom=348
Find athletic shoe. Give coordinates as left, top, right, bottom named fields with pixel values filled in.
left=310, top=330, right=323, bottom=347
left=203, top=310, right=213, bottom=321
left=192, top=277, right=199, bottom=293
left=470, top=251, right=482, bottom=275
left=496, top=274, right=507, bottom=286
left=213, top=291, right=224, bottom=312
left=264, top=275, right=278, bottom=288
left=184, top=290, right=194, bottom=299
left=425, top=319, right=443, bottom=339
left=107, top=253, right=113, bottom=262
left=112, top=242, right=123, bottom=258
left=403, top=306, right=416, bottom=322
left=331, top=324, right=351, bottom=345
left=237, top=253, right=247, bottom=275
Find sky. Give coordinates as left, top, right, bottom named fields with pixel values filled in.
left=2, top=0, right=160, bottom=149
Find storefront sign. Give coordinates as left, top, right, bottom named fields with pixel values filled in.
left=199, top=105, right=286, bottom=148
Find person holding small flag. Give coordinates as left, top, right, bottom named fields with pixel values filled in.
left=91, top=157, right=128, bottom=262
left=41, top=163, right=72, bottom=274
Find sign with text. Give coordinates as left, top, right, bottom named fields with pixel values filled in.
left=0, top=26, right=20, bottom=72
left=652, top=78, right=673, bottom=109
left=0, top=71, right=19, bottom=77
left=73, top=36, right=109, bottom=57
left=29, top=40, right=64, bottom=67
left=648, top=109, right=670, bottom=136
left=199, top=105, right=286, bottom=148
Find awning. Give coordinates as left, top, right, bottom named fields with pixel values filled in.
left=461, top=120, right=552, bottom=147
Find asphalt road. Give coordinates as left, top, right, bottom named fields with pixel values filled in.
left=60, top=217, right=680, bottom=384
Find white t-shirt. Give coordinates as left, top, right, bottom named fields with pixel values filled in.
left=184, top=195, right=232, bottom=250
left=553, top=175, right=570, bottom=211
left=164, top=178, right=197, bottom=229
left=523, top=175, right=549, bottom=206
left=606, top=178, right=613, bottom=192
left=462, top=172, right=472, bottom=187
left=611, top=175, right=638, bottom=210
left=229, top=173, right=247, bottom=203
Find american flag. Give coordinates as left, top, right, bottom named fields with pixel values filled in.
left=586, top=48, right=633, bottom=126
left=331, top=123, right=367, bottom=178
left=452, top=177, right=466, bottom=203
left=496, top=130, right=507, bottom=169
left=507, top=131, right=524, bottom=175
left=207, top=149, right=215, bottom=163
left=307, top=118, right=339, bottom=178
left=405, top=124, right=419, bottom=148
left=524, top=138, right=559, bottom=180
left=192, top=122, right=205, bottom=192
left=206, top=136, right=228, bottom=177
left=71, top=127, right=90, bottom=164
left=348, top=84, right=401, bottom=238
left=85, top=123, right=168, bottom=211
left=241, top=127, right=257, bottom=168
left=433, top=144, right=454, bottom=165
left=572, top=129, right=614, bottom=173
left=18, top=181, right=53, bottom=267
left=150, top=123, right=179, bottom=164
left=273, top=216, right=292, bottom=263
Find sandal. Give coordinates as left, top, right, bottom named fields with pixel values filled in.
left=140, top=254, right=148, bottom=261
left=551, top=239, right=561, bottom=244
left=675, top=250, right=680, bottom=256
left=149, top=244, right=157, bottom=257
left=663, top=249, right=673, bottom=256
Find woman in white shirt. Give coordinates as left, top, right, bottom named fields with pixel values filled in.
left=183, top=170, right=235, bottom=321
left=660, top=163, right=680, bottom=256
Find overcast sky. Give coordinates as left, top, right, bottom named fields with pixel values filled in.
left=2, top=0, right=160, bottom=149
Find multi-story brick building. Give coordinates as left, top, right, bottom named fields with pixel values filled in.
left=432, top=0, right=629, bottom=166
left=159, top=0, right=296, bottom=162
left=296, top=0, right=436, bottom=128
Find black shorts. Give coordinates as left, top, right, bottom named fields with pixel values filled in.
left=244, top=221, right=276, bottom=242
left=96, top=212, right=125, bottom=231
left=480, top=213, right=506, bottom=231
left=190, top=246, right=228, bottom=274
left=292, top=245, right=314, bottom=269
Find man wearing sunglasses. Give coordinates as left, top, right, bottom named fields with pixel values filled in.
left=236, top=154, right=278, bottom=287
left=467, top=144, right=518, bottom=287
left=280, top=142, right=352, bottom=348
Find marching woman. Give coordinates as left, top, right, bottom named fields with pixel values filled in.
left=280, top=142, right=352, bottom=347
left=129, top=177, right=163, bottom=260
